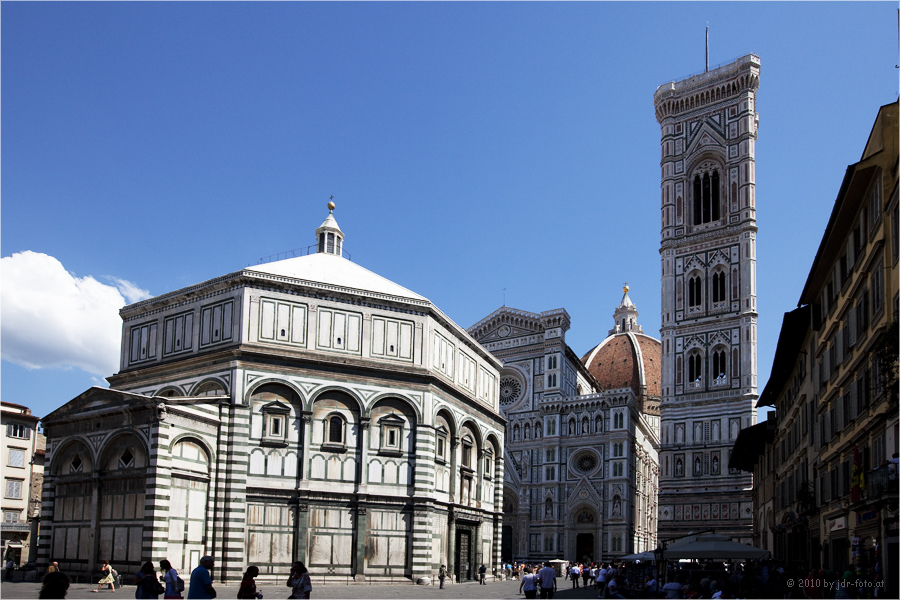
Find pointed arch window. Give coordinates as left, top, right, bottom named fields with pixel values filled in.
left=688, top=352, right=703, bottom=384
left=712, top=271, right=727, bottom=303
left=693, top=169, right=721, bottom=225
left=688, top=275, right=703, bottom=308
left=712, top=350, right=728, bottom=382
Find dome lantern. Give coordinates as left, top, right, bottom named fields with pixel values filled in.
left=610, top=283, right=642, bottom=335
left=316, top=198, right=344, bottom=257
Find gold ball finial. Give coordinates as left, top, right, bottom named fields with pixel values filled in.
left=623, top=283, right=629, bottom=293
left=328, top=200, right=335, bottom=211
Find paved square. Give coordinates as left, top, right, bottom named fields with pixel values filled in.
left=1, top=578, right=603, bottom=600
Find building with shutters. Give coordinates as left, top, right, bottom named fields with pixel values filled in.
left=469, top=287, right=660, bottom=563
left=1, top=402, right=45, bottom=566
left=733, top=101, right=898, bottom=594
left=654, top=54, right=761, bottom=544
left=38, top=204, right=505, bottom=585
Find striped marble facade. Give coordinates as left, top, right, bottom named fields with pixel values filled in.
left=38, top=210, right=505, bottom=585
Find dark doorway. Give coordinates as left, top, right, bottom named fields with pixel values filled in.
left=501, top=525, right=513, bottom=563
left=455, top=530, right=472, bottom=582
left=576, top=533, right=594, bottom=563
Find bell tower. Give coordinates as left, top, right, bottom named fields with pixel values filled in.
left=654, top=55, right=760, bottom=544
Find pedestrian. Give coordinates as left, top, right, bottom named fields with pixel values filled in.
left=47, top=562, right=60, bottom=574
left=598, top=564, right=608, bottom=594
left=135, top=561, right=163, bottom=599
left=582, top=564, right=590, bottom=588
left=92, top=560, right=116, bottom=593
left=159, top=560, right=183, bottom=600
left=438, top=564, right=447, bottom=589
left=520, top=566, right=538, bottom=599
left=287, top=561, right=311, bottom=599
left=479, top=564, right=487, bottom=585
left=40, top=570, right=71, bottom=599
left=538, top=563, right=557, bottom=599
left=662, top=573, right=685, bottom=599
left=5, top=558, right=15, bottom=580
left=186, top=556, right=215, bottom=600
left=570, top=564, right=580, bottom=588
left=237, top=566, right=262, bottom=599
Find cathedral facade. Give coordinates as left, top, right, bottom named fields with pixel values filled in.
left=38, top=207, right=504, bottom=585
left=469, top=289, right=660, bottom=563
left=654, top=55, right=760, bottom=544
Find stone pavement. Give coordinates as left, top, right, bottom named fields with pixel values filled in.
left=0, top=578, right=603, bottom=600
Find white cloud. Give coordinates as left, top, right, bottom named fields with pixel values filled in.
left=1, top=251, right=151, bottom=377
left=106, top=277, right=152, bottom=304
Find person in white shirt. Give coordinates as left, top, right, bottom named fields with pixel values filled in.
left=570, top=565, right=581, bottom=588
left=662, top=577, right=685, bottom=599
left=519, top=567, right=538, bottom=599
left=538, top=563, right=557, bottom=599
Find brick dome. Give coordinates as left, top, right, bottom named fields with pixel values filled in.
left=580, top=286, right=661, bottom=396
left=581, top=332, right=661, bottom=396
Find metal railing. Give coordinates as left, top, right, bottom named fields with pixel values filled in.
left=254, top=245, right=351, bottom=266
left=866, top=464, right=899, bottom=502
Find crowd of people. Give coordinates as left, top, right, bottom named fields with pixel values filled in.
left=36, top=557, right=314, bottom=600
left=28, top=556, right=889, bottom=599
left=503, top=559, right=887, bottom=599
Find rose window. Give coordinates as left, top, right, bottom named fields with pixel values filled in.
left=576, top=454, right=597, bottom=473
left=499, top=377, right=522, bottom=406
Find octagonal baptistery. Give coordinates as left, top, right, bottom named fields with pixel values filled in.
left=38, top=204, right=505, bottom=586
left=581, top=286, right=662, bottom=410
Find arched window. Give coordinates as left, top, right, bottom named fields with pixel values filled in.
left=688, top=275, right=702, bottom=308
left=328, top=416, right=344, bottom=444
left=688, top=352, right=702, bottom=383
left=712, top=349, right=727, bottom=381
left=693, top=169, right=721, bottom=225
left=614, top=412, right=624, bottom=429
left=712, top=271, right=727, bottom=303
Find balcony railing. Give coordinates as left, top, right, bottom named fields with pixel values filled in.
left=1, top=522, right=30, bottom=532
left=866, top=464, right=899, bottom=502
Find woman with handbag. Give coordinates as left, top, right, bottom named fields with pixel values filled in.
left=135, top=562, right=164, bottom=599
left=93, top=560, right=116, bottom=593
left=159, top=560, right=183, bottom=600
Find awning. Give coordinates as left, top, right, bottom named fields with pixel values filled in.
left=5, top=542, right=23, bottom=548
left=664, top=534, right=769, bottom=560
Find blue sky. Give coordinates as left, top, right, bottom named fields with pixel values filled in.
left=2, top=2, right=896, bottom=420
